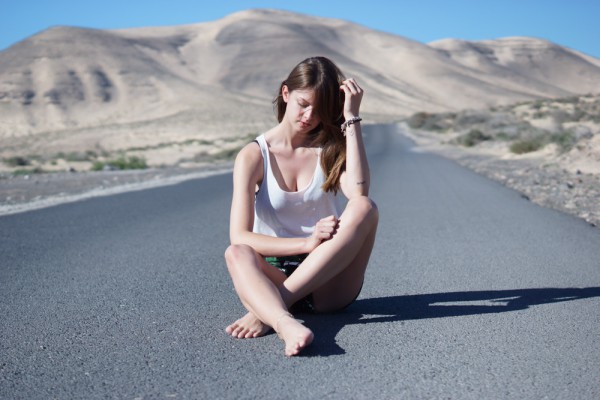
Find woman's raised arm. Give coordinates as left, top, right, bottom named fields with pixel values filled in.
left=339, top=79, right=370, bottom=199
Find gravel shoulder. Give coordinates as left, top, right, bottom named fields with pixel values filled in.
left=0, top=162, right=233, bottom=216
left=401, top=124, right=600, bottom=227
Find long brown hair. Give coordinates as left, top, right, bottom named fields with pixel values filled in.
left=273, top=57, right=346, bottom=193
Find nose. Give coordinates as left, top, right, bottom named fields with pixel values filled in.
left=302, top=106, right=314, bottom=121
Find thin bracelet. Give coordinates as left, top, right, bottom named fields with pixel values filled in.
left=341, top=116, right=362, bottom=135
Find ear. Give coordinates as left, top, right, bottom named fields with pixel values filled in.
left=281, top=84, right=290, bottom=103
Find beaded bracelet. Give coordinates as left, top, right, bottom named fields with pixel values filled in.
left=341, top=116, right=362, bottom=135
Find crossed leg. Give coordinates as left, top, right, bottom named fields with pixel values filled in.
left=226, top=255, right=287, bottom=339
left=224, top=196, right=378, bottom=356
left=224, top=245, right=314, bottom=356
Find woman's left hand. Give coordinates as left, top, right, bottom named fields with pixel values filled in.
left=340, top=78, right=363, bottom=120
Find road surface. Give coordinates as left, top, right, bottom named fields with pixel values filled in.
left=1, top=124, right=599, bottom=399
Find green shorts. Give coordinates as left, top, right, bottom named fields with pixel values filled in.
left=264, top=254, right=316, bottom=314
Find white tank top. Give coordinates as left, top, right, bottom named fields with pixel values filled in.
left=252, top=134, right=341, bottom=238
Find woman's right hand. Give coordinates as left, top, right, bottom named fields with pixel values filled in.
left=304, top=215, right=339, bottom=253
left=340, top=78, right=363, bottom=120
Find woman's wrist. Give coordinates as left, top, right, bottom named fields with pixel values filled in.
left=301, top=236, right=311, bottom=254
left=341, top=116, right=362, bottom=136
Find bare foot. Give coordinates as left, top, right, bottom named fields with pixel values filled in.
left=276, top=314, right=314, bottom=357
left=225, top=312, right=271, bottom=339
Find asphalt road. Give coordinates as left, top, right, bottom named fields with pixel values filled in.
left=1, top=124, right=599, bottom=399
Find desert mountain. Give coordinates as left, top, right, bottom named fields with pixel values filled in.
left=1, top=8, right=599, bottom=159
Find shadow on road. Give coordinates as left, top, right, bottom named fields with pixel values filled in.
left=299, top=287, right=600, bottom=357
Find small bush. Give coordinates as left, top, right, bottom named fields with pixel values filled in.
left=510, top=137, right=545, bottom=154
left=571, top=108, right=586, bottom=122
left=532, top=110, right=546, bottom=119
left=550, top=109, right=570, bottom=124
left=496, top=132, right=512, bottom=141
left=13, top=167, right=44, bottom=175
left=91, top=156, right=147, bottom=171
left=407, top=112, right=454, bottom=131
left=56, top=151, right=98, bottom=162
left=428, top=122, right=447, bottom=131
left=456, top=129, right=491, bottom=147
left=3, top=156, right=30, bottom=167
left=554, top=96, right=579, bottom=104
left=407, top=112, right=431, bottom=129
left=455, top=112, right=490, bottom=127
left=551, top=132, right=577, bottom=153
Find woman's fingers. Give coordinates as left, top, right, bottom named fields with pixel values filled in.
left=315, top=225, right=335, bottom=235
left=340, top=79, right=363, bottom=118
left=318, top=219, right=337, bottom=227
left=340, top=83, right=354, bottom=95
left=341, top=79, right=362, bottom=95
left=317, top=216, right=337, bottom=228
left=320, top=214, right=337, bottom=222
left=315, top=215, right=339, bottom=239
left=318, top=226, right=335, bottom=236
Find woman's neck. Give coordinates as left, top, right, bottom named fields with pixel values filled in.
left=271, top=122, right=312, bottom=149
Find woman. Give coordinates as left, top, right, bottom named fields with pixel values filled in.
left=224, top=57, right=378, bottom=356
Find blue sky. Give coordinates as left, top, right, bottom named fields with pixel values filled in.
left=2, top=0, right=599, bottom=58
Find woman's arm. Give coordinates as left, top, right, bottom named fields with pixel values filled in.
left=339, top=79, right=370, bottom=199
left=229, top=143, right=332, bottom=256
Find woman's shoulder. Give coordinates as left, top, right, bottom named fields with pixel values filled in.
left=235, top=125, right=278, bottom=170
left=237, top=139, right=261, bottom=160
left=234, top=137, right=264, bottom=176
left=232, top=140, right=264, bottom=187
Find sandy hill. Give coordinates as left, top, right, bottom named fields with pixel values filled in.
left=1, top=8, right=600, bottom=166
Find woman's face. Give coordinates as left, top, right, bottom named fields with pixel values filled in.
left=282, top=86, right=321, bottom=132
